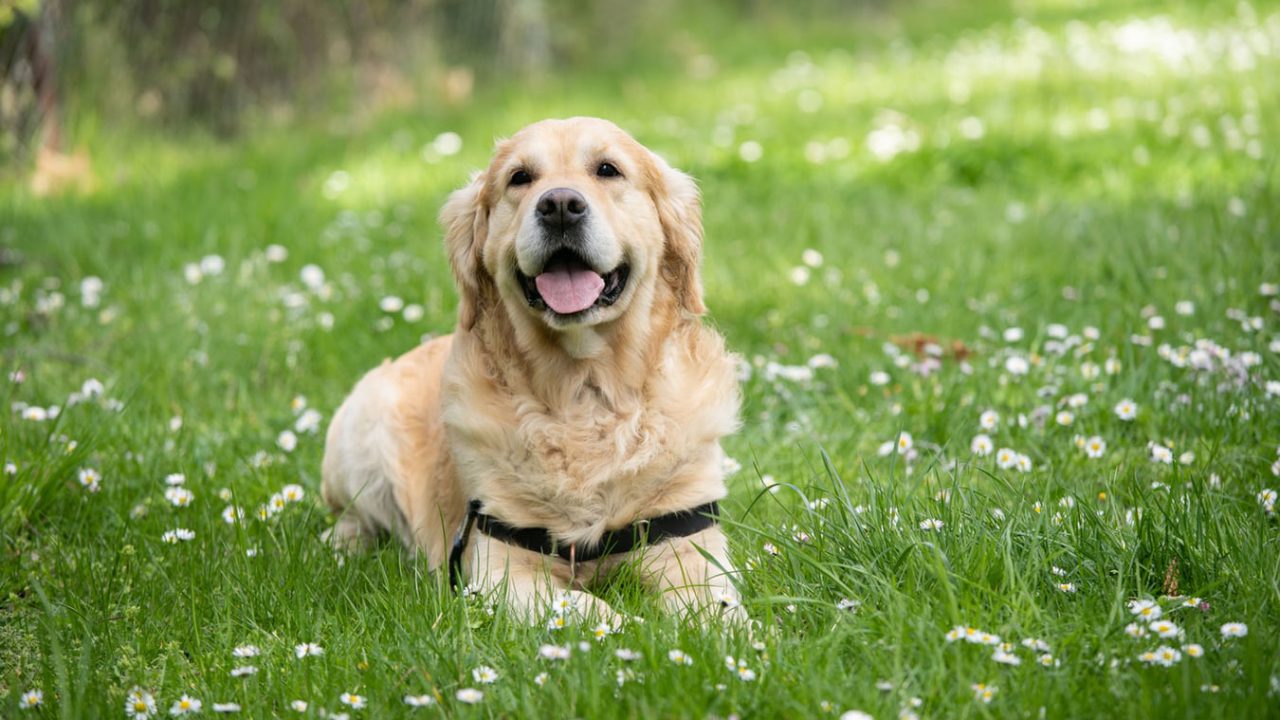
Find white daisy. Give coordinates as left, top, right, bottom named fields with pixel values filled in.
left=455, top=688, right=483, bottom=704
left=1220, top=622, right=1248, bottom=638
left=267, top=493, right=287, bottom=515
left=77, top=467, right=103, bottom=492
left=971, top=434, right=993, bottom=456
left=895, top=431, right=913, bottom=454
left=971, top=683, right=997, bottom=703
left=1021, top=638, right=1051, bottom=652
left=169, top=695, right=202, bottom=715
left=549, top=592, right=577, bottom=615
left=162, top=528, right=195, bottom=543
left=991, top=648, right=1021, bottom=665
left=295, top=408, right=324, bottom=434
left=668, top=649, right=694, bottom=666
left=538, top=644, right=571, bottom=661
left=1152, top=646, right=1182, bottom=667
left=125, top=687, right=157, bottom=719
left=294, top=642, right=324, bottom=658
left=1005, top=356, right=1030, bottom=375
left=19, top=689, right=42, bottom=709
left=1129, top=600, right=1162, bottom=620
left=1114, top=399, right=1138, bottom=421
left=996, top=448, right=1017, bottom=469
left=164, top=486, right=195, bottom=507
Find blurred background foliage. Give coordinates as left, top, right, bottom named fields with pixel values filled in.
left=0, top=0, right=877, bottom=164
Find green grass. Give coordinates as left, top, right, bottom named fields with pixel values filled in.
left=3, top=0, right=1280, bottom=717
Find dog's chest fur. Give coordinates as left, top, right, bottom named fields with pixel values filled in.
left=442, top=330, right=739, bottom=544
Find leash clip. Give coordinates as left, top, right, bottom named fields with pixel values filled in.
left=448, top=500, right=482, bottom=591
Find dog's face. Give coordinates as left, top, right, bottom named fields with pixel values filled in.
left=441, top=118, right=705, bottom=341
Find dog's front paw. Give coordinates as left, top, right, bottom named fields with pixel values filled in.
left=322, top=516, right=376, bottom=554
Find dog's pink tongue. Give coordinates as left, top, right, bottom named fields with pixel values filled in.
left=535, top=264, right=605, bottom=314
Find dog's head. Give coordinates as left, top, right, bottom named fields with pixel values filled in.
left=440, top=117, right=705, bottom=347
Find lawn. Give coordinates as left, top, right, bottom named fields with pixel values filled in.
left=3, top=0, right=1279, bottom=717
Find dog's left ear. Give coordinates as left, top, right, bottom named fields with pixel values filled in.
left=440, top=173, right=490, bottom=331
left=650, top=155, right=707, bottom=316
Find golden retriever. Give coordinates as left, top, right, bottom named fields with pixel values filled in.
left=321, top=117, right=742, bottom=623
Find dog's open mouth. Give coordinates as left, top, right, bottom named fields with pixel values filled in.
left=517, top=249, right=629, bottom=317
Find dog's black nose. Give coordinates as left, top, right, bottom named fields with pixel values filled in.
left=536, top=188, right=588, bottom=230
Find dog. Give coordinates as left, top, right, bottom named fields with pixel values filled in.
left=321, top=117, right=743, bottom=623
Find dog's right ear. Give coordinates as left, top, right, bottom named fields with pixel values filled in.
left=439, top=173, right=489, bottom=331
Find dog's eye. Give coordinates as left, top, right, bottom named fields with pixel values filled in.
left=510, top=169, right=533, bottom=186
left=596, top=162, right=621, bottom=178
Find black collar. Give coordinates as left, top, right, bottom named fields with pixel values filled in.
left=449, top=500, right=720, bottom=590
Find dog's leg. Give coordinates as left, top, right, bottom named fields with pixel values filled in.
left=320, top=514, right=378, bottom=553
left=639, top=526, right=748, bottom=623
left=466, top=534, right=623, bottom=626
left=320, top=361, right=412, bottom=554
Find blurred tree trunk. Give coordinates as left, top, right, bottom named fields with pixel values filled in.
left=439, top=0, right=549, bottom=75
left=1, top=0, right=61, bottom=158
left=31, top=0, right=61, bottom=150
left=498, top=0, right=548, bottom=73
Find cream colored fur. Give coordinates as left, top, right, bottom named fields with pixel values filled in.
left=321, top=117, right=743, bottom=623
